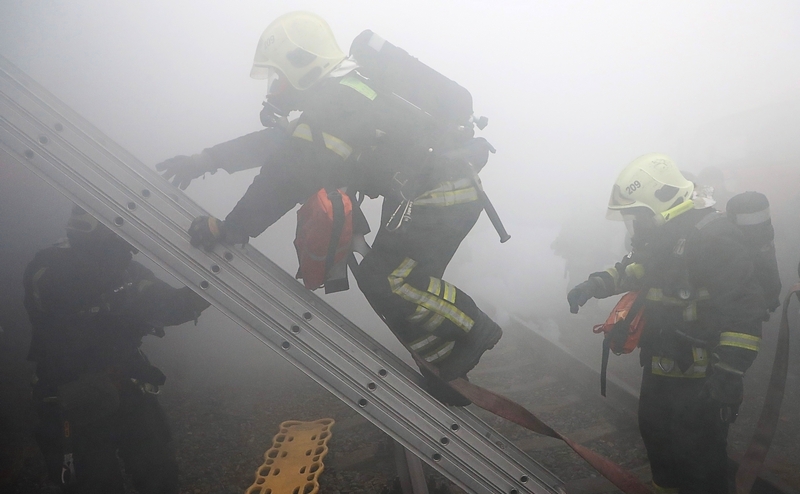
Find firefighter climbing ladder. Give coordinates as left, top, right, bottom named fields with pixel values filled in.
left=0, top=55, right=566, bottom=494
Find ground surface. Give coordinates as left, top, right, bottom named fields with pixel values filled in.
left=5, top=309, right=800, bottom=494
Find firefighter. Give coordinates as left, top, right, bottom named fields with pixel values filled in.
left=156, top=12, right=502, bottom=405
left=24, top=206, right=210, bottom=493
left=567, top=154, right=767, bottom=494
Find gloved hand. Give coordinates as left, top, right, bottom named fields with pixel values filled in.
left=702, top=365, right=744, bottom=423
left=188, top=216, right=248, bottom=250
left=567, top=277, right=603, bottom=314
left=155, top=152, right=217, bottom=190
left=188, top=216, right=226, bottom=250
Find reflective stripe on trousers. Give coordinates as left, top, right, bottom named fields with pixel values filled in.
left=389, top=258, right=473, bottom=363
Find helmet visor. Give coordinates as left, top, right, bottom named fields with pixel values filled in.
left=264, top=67, right=290, bottom=96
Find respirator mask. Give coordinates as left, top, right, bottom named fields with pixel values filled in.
left=260, top=68, right=302, bottom=129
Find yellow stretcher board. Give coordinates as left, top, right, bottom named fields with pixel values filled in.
left=246, top=418, right=335, bottom=494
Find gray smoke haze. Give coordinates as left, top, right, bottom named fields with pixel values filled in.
left=2, top=1, right=799, bottom=385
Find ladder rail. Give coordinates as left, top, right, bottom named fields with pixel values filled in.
left=0, top=54, right=565, bottom=494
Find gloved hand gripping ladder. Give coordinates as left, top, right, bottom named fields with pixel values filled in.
left=0, top=54, right=565, bottom=494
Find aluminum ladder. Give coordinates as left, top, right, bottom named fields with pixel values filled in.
left=0, top=54, right=565, bottom=494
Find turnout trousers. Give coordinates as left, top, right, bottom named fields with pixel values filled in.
left=354, top=178, right=502, bottom=381
left=638, top=366, right=729, bottom=494
left=35, top=381, right=178, bottom=494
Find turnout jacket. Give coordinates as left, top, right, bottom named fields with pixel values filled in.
left=199, top=72, right=484, bottom=238
left=590, top=208, right=766, bottom=377
left=24, top=239, right=209, bottom=388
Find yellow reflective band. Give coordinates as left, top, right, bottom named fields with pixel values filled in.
left=442, top=282, right=456, bottom=303
left=718, top=332, right=761, bottom=352
left=408, top=305, right=430, bottom=323
left=683, top=302, right=697, bottom=322
left=646, top=287, right=711, bottom=305
left=410, top=277, right=446, bottom=324
left=414, top=188, right=478, bottom=206
left=292, top=124, right=313, bottom=141
left=424, top=341, right=455, bottom=363
left=604, top=267, right=620, bottom=290
left=388, top=259, right=473, bottom=332
left=624, top=262, right=645, bottom=280
left=414, top=179, right=479, bottom=206
left=292, top=124, right=353, bottom=160
left=423, top=314, right=445, bottom=331
left=428, top=277, right=442, bottom=297
left=388, top=258, right=418, bottom=291
left=392, top=283, right=474, bottom=332
left=410, top=334, right=440, bottom=351
left=660, top=199, right=695, bottom=223
left=322, top=133, right=353, bottom=160
left=339, top=75, right=377, bottom=101
left=651, top=347, right=708, bottom=378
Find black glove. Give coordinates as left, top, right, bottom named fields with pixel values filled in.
left=702, top=365, right=744, bottom=423
left=567, top=277, right=603, bottom=314
left=155, top=152, right=217, bottom=190
left=188, top=216, right=225, bottom=250
left=704, top=366, right=744, bottom=405
left=188, top=216, right=248, bottom=250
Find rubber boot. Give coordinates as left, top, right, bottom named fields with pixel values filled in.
left=436, top=311, right=502, bottom=382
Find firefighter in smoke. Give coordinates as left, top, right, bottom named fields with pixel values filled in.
left=567, top=154, right=768, bottom=493
left=155, top=12, right=502, bottom=405
left=24, top=206, right=211, bottom=493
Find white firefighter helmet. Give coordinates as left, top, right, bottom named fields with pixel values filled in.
left=250, top=11, right=345, bottom=90
left=607, top=153, right=694, bottom=220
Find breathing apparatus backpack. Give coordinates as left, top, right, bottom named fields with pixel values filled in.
left=349, top=30, right=509, bottom=242
left=349, top=30, right=484, bottom=142
left=294, top=32, right=505, bottom=293
left=726, top=191, right=782, bottom=313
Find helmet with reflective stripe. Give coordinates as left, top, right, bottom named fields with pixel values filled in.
left=607, top=153, right=694, bottom=219
left=251, top=11, right=345, bottom=90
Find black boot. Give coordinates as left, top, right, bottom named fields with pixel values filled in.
left=436, top=311, right=502, bottom=382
